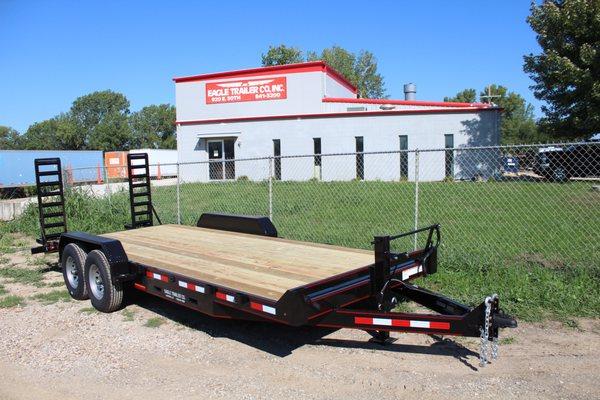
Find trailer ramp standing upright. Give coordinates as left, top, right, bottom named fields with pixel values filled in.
left=31, top=158, right=67, bottom=254
left=31, top=154, right=516, bottom=366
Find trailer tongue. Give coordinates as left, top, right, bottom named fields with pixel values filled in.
left=32, top=154, right=516, bottom=367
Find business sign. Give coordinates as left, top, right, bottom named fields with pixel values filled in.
left=205, top=77, right=287, bottom=104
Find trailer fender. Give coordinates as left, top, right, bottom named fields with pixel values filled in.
left=59, top=232, right=136, bottom=283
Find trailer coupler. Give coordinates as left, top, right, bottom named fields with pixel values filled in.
left=314, top=283, right=516, bottom=367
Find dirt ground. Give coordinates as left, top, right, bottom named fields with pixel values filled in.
left=1, top=244, right=599, bottom=400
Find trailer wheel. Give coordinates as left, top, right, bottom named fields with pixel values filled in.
left=85, top=250, right=123, bottom=313
left=61, top=243, right=89, bottom=300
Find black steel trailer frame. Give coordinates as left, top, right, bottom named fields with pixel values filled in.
left=31, top=155, right=516, bottom=366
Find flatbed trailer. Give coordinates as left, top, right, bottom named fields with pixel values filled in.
left=31, top=154, right=516, bottom=366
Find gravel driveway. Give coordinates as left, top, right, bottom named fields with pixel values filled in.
left=0, top=245, right=599, bottom=400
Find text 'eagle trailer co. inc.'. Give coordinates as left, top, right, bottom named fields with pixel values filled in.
left=31, top=154, right=516, bottom=367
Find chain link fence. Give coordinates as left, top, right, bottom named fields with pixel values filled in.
left=42, top=142, right=600, bottom=267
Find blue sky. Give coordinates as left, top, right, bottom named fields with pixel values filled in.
left=0, top=0, right=541, bottom=133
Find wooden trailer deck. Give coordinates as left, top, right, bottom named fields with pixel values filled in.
left=102, top=224, right=374, bottom=301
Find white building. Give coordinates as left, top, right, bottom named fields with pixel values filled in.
left=174, top=61, right=501, bottom=182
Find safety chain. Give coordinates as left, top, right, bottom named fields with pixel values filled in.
left=479, top=294, right=498, bottom=367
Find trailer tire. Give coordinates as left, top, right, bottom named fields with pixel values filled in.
left=85, top=249, right=123, bottom=313
left=61, top=243, right=89, bottom=300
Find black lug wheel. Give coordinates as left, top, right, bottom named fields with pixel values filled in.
left=61, top=243, right=89, bottom=300
left=85, top=249, right=123, bottom=313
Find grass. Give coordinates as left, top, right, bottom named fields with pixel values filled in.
left=499, top=337, right=516, bottom=345
left=0, top=266, right=46, bottom=287
left=122, top=308, right=135, bottom=322
left=0, top=180, right=598, bottom=322
left=0, top=284, right=7, bottom=296
left=0, top=295, right=25, bottom=308
left=31, top=289, right=71, bottom=305
left=79, top=307, right=98, bottom=314
left=144, top=317, right=165, bottom=328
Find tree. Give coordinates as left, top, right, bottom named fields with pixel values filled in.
left=480, top=84, right=541, bottom=144
left=261, top=45, right=304, bottom=66
left=0, top=126, right=21, bottom=149
left=129, top=104, right=177, bottom=149
left=262, top=44, right=387, bottom=98
left=524, top=0, right=600, bottom=139
left=307, top=46, right=386, bottom=98
left=444, top=88, right=477, bottom=103
left=445, top=85, right=541, bottom=144
left=21, top=119, right=61, bottom=150
left=70, top=90, right=132, bottom=151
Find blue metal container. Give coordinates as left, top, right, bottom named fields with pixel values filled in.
left=0, top=150, right=104, bottom=187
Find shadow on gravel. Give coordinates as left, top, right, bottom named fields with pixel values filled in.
left=315, top=335, right=480, bottom=371
left=127, top=291, right=479, bottom=369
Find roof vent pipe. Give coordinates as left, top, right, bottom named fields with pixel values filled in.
left=404, top=83, right=416, bottom=101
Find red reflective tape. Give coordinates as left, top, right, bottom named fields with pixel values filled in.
left=133, top=283, right=146, bottom=291
left=429, top=321, right=451, bottom=330
left=216, top=292, right=226, bottom=300
left=161, top=275, right=169, bottom=282
left=187, top=283, right=195, bottom=290
left=355, top=317, right=373, bottom=325
left=145, top=271, right=153, bottom=278
left=391, top=319, right=410, bottom=327
left=250, top=302, right=262, bottom=311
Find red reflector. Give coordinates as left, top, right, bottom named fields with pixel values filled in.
left=355, top=317, right=373, bottom=325
left=216, top=292, right=226, bottom=300
left=161, top=275, right=169, bottom=282
left=391, top=319, right=410, bottom=327
left=250, top=302, right=262, bottom=311
left=145, top=271, right=153, bottom=278
left=134, top=283, right=146, bottom=291
left=430, top=321, right=450, bottom=330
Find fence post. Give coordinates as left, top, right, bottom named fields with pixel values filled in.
left=268, top=157, right=273, bottom=222
left=176, top=163, right=181, bottom=225
left=413, top=149, right=420, bottom=250
left=104, top=166, right=111, bottom=203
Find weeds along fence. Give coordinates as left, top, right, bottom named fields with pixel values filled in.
left=28, top=142, right=600, bottom=268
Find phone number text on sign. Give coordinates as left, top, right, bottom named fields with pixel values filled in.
left=205, top=77, right=287, bottom=104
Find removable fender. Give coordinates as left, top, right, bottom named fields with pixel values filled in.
left=197, top=213, right=278, bottom=237
left=58, top=232, right=134, bottom=282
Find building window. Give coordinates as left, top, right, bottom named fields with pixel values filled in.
left=224, top=139, right=235, bottom=180
left=399, top=135, right=408, bottom=179
left=273, top=139, right=281, bottom=181
left=313, top=137, right=322, bottom=180
left=445, top=134, right=454, bottom=178
left=355, top=136, right=364, bottom=180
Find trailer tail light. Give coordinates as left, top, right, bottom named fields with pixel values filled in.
left=216, top=292, right=236, bottom=303
left=250, top=301, right=276, bottom=315
left=146, top=271, right=169, bottom=282
left=178, top=280, right=205, bottom=294
left=354, top=317, right=449, bottom=330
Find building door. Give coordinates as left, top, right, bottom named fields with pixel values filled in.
left=208, top=140, right=224, bottom=180
left=208, top=139, right=235, bottom=180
